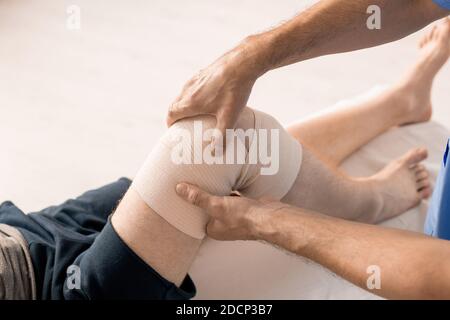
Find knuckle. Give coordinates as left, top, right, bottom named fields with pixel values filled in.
left=210, top=198, right=224, bottom=212
left=184, top=95, right=197, bottom=107
left=174, top=98, right=193, bottom=111
left=187, top=190, right=199, bottom=205
left=169, top=103, right=179, bottom=113
left=167, top=109, right=176, bottom=119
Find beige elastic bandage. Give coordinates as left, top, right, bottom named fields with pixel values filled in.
left=131, top=107, right=302, bottom=239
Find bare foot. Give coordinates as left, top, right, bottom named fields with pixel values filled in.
left=369, top=148, right=431, bottom=223
left=396, top=18, right=450, bottom=125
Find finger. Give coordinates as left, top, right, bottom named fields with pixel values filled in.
left=212, top=109, right=241, bottom=151
left=215, top=108, right=240, bottom=136
left=259, top=195, right=277, bottom=203
left=166, top=102, right=198, bottom=127
left=175, top=183, right=213, bottom=210
left=419, top=187, right=432, bottom=199
left=206, top=219, right=222, bottom=238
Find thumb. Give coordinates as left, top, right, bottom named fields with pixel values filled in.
left=175, top=183, right=213, bottom=210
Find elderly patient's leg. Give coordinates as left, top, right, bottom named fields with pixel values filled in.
left=112, top=191, right=201, bottom=286
left=282, top=147, right=430, bottom=224
left=281, top=24, right=450, bottom=222
left=282, top=78, right=433, bottom=222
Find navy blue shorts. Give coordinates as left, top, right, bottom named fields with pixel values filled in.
left=0, top=178, right=196, bottom=300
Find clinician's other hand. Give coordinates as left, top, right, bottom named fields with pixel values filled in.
left=166, top=49, right=258, bottom=142
left=175, top=182, right=289, bottom=241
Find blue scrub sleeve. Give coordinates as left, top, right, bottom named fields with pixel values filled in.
left=434, top=0, right=450, bottom=10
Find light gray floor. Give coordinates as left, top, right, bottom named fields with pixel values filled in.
left=0, top=0, right=449, bottom=299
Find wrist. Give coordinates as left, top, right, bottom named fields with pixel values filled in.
left=248, top=204, right=311, bottom=256
left=246, top=206, right=270, bottom=241
left=240, top=35, right=271, bottom=77
left=247, top=202, right=289, bottom=241
left=223, top=34, right=273, bottom=82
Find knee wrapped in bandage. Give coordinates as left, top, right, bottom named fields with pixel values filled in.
left=131, top=107, right=302, bottom=239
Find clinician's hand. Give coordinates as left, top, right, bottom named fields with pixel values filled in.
left=175, top=182, right=289, bottom=241
left=166, top=47, right=261, bottom=142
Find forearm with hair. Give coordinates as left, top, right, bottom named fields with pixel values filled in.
left=255, top=207, right=450, bottom=299
left=241, top=0, right=448, bottom=74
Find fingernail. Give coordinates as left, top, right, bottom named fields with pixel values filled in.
left=176, top=183, right=186, bottom=195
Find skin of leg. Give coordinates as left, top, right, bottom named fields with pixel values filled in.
left=111, top=190, right=202, bottom=287
left=282, top=88, right=413, bottom=221
left=286, top=88, right=408, bottom=168
left=281, top=87, right=431, bottom=223
left=281, top=79, right=418, bottom=221
left=281, top=147, right=383, bottom=223
left=282, top=129, right=431, bottom=224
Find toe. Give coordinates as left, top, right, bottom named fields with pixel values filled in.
left=419, top=187, right=432, bottom=199
left=419, top=33, right=427, bottom=48
left=413, top=163, right=427, bottom=174
left=415, top=170, right=429, bottom=181
left=430, top=25, right=438, bottom=41
left=413, top=163, right=425, bottom=172
left=417, top=178, right=430, bottom=190
left=438, top=18, right=450, bottom=40
left=419, top=36, right=425, bottom=48
left=425, top=26, right=435, bottom=44
left=402, top=148, right=428, bottom=166
left=445, top=17, right=450, bottom=29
